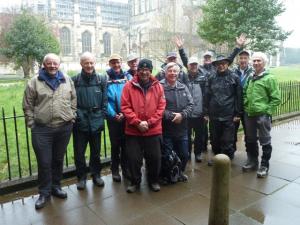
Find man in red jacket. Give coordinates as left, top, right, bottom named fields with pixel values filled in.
left=121, top=59, right=166, bottom=193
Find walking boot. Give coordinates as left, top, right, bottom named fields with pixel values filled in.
left=112, top=171, right=121, bottom=182
left=126, top=182, right=140, bottom=193
left=149, top=183, right=161, bottom=192
left=35, top=195, right=50, bottom=210
left=76, top=178, right=86, bottom=190
left=92, top=174, right=105, bottom=187
left=195, top=154, right=203, bottom=163
left=178, top=171, right=188, bottom=182
left=257, top=144, right=272, bottom=178
left=257, top=166, right=269, bottom=178
left=51, top=187, right=67, bottom=199
left=242, top=154, right=258, bottom=172
left=243, top=143, right=259, bottom=172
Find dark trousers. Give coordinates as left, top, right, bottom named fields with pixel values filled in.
left=188, top=117, right=205, bottom=156
left=204, top=122, right=209, bottom=151
left=163, top=134, right=189, bottom=172
left=126, top=135, right=162, bottom=185
left=210, top=119, right=235, bottom=159
left=234, top=114, right=247, bottom=151
left=73, top=127, right=102, bottom=180
left=107, top=119, right=127, bottom=174
left=31, top=123, right=72, bottom=196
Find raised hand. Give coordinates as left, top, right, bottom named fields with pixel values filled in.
left=174, top=36, right=184, bottom=49
left=236, top=33, right=247, bottom=48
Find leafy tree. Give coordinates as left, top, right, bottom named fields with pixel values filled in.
left=0, top=10, right=60, bottom=78
left=197, top=0, right=291, bottom=53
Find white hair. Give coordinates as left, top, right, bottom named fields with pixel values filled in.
left=80, top=52, right=96, bottom=63
left=165, top=62, right=180, bottom=73
left=43, top=53, right=60, bottom=64
left=252, top=52, right=268, bottom=64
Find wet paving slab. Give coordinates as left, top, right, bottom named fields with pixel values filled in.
left=231, top=172, right=289, bottom=195
left=241, top=197, right=300, bottom=225
left=198, top=184, right=266, bottom=212
left=268, top=161, right=300, bottom=181
left=1, top=118, right=300, bottom=225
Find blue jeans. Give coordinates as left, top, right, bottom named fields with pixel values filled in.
left=163, top=134, right=189, bottom=172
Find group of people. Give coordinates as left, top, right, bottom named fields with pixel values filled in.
left=22, top=34, right=281, bottom=210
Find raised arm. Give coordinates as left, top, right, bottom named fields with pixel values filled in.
left=175, top=36, right=188, bottom=69
left=227, top=33, right=247, bottom=65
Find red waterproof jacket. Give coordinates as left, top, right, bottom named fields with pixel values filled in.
left=121, top=76, right=166, bottom=136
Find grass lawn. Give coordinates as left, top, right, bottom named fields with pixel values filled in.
left=0, top=64, right=300, bottom=181
left=0, top=81, right=111, bottom=181
left=270, top=65, right=300, bottom=81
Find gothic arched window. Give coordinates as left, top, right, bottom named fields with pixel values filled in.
left=82, top=31, right=92, bottom=52
left=103, top=32, right=111, bottom=56
left=60, top=27, right=71, bottom=55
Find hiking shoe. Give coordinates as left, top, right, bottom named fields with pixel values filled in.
left=149, top=183, right=160, bottom=192
left=195, top=154, right=203, bottom=163
left=92, top=175, right=105, bottom=187
left=35, top=195, right=50, bottom=210
left=76, top=179, right=86, bottom=190
left=242, top=161, right=258, bottom=172
left=112, top=172, right=121, bottom=182
left=207, top=160, right=213, bottom=166
left=51, top=188, right=67, bottom=199
left=178, top=173, right=188, bottom=182
left=257, top=166, right=269, bottom=178
left=126, top=184, right=139, bottom=193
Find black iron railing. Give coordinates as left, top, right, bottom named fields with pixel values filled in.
left=274, top=81, right=300, bottom=116
left=0, top=81, right=300, bottom=193
left=0, top=107, right=111, bottom=194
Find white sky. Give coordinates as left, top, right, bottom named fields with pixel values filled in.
left=1, top=0, right=299, bottom=48
left=277, top=0, right=300, bottom=48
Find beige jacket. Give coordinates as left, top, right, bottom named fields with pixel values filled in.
left=23, top=74, right=77, bottom=128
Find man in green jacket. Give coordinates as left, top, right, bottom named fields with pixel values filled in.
left=243, top=52, right=281, bottom=178
left=72, top=52, right=107, bottom=190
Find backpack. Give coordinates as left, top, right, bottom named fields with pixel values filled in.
left=160, top=150, right=182, bottom=184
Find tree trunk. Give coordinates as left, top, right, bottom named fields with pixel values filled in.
left=22, top=64, right=31, bottom=79
left=22, top=57, right=33, bottom=78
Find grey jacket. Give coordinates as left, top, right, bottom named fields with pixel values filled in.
left=23, top=73, right=77, bottom=128
left=160, top=79, right=194, bottom=137
left=186, top=73, right=204, bottom=118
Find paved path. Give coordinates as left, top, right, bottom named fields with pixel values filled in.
left=1, top=118, right=300, bottom=225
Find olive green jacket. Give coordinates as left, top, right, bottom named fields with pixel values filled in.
left=243, top=70, right=281, bottom=116
left=23, top=74, right=77, bottom=128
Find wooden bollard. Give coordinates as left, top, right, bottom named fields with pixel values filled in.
left=208, top=154, right=230, bottom=225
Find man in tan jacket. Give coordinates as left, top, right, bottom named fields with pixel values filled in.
left=23, top=53, right=76, bottom=210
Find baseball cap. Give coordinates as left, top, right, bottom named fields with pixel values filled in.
left=166, top=52, right=177, bottom=59
left=203, top=51, right=214, bottom=57
left=238, top=50, right=250, bottom=56
left=109, top=54, right=122, bottom=62
left=188, top=57, right=199, bottom=65
left=127, top=53, right=138, bottom=62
